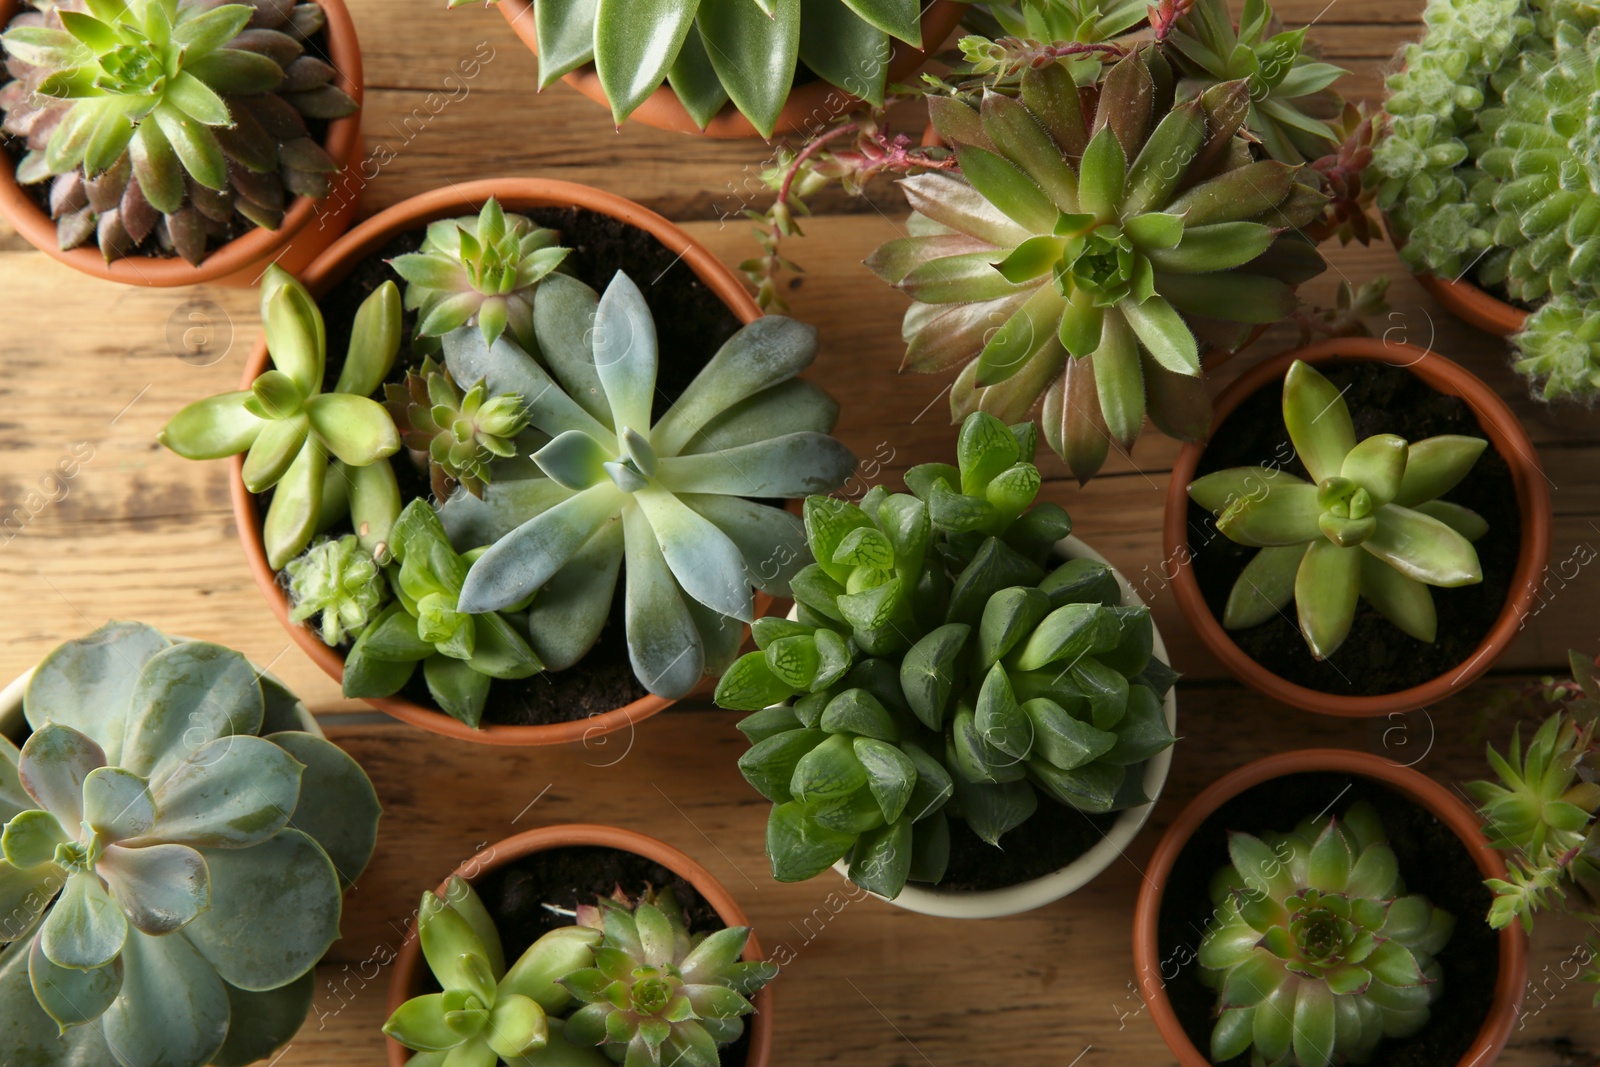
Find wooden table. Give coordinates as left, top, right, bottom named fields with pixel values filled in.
left=2, top=1, right=1596, bottom=1063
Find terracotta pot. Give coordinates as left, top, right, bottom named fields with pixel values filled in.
left=495, top=0, right=967, bottom=139
left=1164, top=337, right=1550, bottom=717
left=1383, top=214, right=1528, bottom=338
left=829, top=535, right=1179, bottom=919
left=1132, top=748, right=1526, bottom=1067
left=234, top=178, right=767, bottom=745
left=0, top=0, right=364, bottom=287
left=384, top=824, right=774, bottom=1067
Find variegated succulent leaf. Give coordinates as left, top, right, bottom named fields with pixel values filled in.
left=285, top=533, right=387, bottom=646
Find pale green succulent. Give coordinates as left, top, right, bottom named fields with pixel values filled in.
left=960, top=0, right=1149, bottom=84
left=440, top=271, right=855, bottom=700
left=285, top=533, right=387, bottom=646
left=384, top=356, right=531, bottom=502
left=160, top=266, right=404, bottom=569
left=1513, top=294, right=1600, bottom=401
left=1198, top=802, right=1454, bottom=1067
left=0, top=621, right=381, bottom=1067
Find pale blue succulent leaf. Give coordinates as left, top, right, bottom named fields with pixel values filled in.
left=635, top=488, right=753, bottom=622
left=622, top=505, right=704, bottom=699
left=100, top=927, right=229, bottom=1067
left=140, top=735, right=302, bottom=849
left=120, top=642, right=264, bottom=782
left=267, top=732, right=381, bottom=891
left=458, top=484, right=626, bottom=613
left=655, top=433, right=857, bottom=497
left=592, top=273, right=659, bottom=436
left=23, top=622, right=170, bottom=761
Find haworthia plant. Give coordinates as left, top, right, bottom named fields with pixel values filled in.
left=0, top=621, right=381, bottom=1067
left=439, top=270, right=856, bottom=700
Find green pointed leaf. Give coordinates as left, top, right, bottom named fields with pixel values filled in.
left=766, top=801, right=856, bottom=882
left=1224, top=544, right=1307, bottom=629
left=1282, top=359, right=1355, bottom=482
left=593, top=0, right=699, bottom=123
left=698, top=0, right=799, bottom=138
left=1077, top=126, right=1128, bottom=222
left=1296, top=539, right=1361, bottom=659
left=1364, top=504, right=1483, bottom=587
left=1394, top=435, right=1487, bottom=507
left=847, top=816, right=913, bottom=899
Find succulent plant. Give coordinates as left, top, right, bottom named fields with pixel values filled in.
left=160, top=265, right=403, bottom=569
left=0, top=621, right=381, bottom=1067
left=1514, top=293, right=1600, bottom=402
left=867, top=46, right=1327, bottom=481
left=389, top=199, right=570, bottom=356
left=1161, top=0, right=1347, bottom=164
left=960, top=0, right=1150, bottom=84
left=285, top=532, right=386, bottom=645
left=1197, top=801, right=1454, bottom=1067
left=437, top=270, right=855, bottom=700
left=0, top=0, right=357, bottom=264
left=344, top=500, right=541, bottom=728
left=1188, top=360, right=1488, bottom=661
left=385, top=355, right=531, bottom=502
left=450, top=0, right=926, bottom=137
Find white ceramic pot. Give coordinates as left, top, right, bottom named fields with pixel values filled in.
left=826, top=535, right=1178, bottom=919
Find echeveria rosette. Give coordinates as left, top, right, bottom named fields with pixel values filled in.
left=383, top=875, right=608, bottom=1067
left=343, top=500, right=541, bottom=728
left=1188, top=360, right=1488, bottom=661
left=439, top=271, right=855, bottom=700
left=389, top=199, right=570, bottom=357
left=1161, top=0, right=1348, bottom=164
left=0, top=621, right=380, bottom=1067
left=0, top=0, right=357, bottom=264
left=1198, top=802, right=1454, bottom=1067
left=449, top=0, right=925, bottom=137
left=159, top=266, right=404, bottom=569
left=285, top=533, right=386, bottom=646
left=384, top=355, right=531, bottom=502
left=868, top=48, right=1328, bottom=481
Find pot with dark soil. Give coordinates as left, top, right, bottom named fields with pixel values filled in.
left=157, top=178, right=857, bottom=745
left=1132, top=749, right=1525, bottom=1067
left=1164, top=337, right=1550, bottom=717
left=0, top=0, right=364, bottom=287
left=383, top=825, right=776, bottom=1067
left=715, top=412, right=1179, bottom=919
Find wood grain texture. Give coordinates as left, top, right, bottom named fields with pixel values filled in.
left=0, top=0, right=1596, bottom=1062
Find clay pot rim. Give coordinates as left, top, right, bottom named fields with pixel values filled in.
left=1163, top=336, right=1551, bottom=717
left=0, top=0, right=364, bottom=287
left=1382, top=213, right=1529, bottom=338
left=493, top=0, right=967, bottom=139
left=1131, top=747, right=1526, bottom=1067
left=382, top=824, right=774, bottom=1067
left=231, top=177, right=761, bottom=746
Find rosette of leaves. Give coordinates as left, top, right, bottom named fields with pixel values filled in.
left=160, top=266, right=403, bottom=569
left=343, top=500, right=540, bottom=728
left=1514, top=293, right=1600, bottom=402
left=0, top=0, right=357, bottom=264
left=1188, top=360, right=1487, bottom=660
left=1197, top=802, right=1454, bottom=1067
left=384, top=355, right=530, bottom=501
left=960, top=0, right=1150, bottom=85
left=867, top=47, right=1327, bottom=480
left=284, top=532, right=386, bottom=646
left=438, top=271, right=854, bottom=700
left=0, top=621, right=380, bottom=1067
left=389, top=199, right=570, bottom=356
left=1161, top=0, right=1347, bottom=164
left=383, top=875, right=607, bottom=1067
left=449, top=0, right=926, bottom=138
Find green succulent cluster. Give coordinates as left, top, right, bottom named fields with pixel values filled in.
left=960, top=0, right=1149, bottom=84
left=285, top=532, right=385, bottom=645
left=716, top=412, right=1176, bottom=899
left=385, top=355, right=531, bottom=502
left=1198, top=802, right=1454, bottom=1067
left=0, top=0, right=357, bottom=263
left=390, top=199, right=570, bottom=356
left=0, top=622, right=380, bottom=1067
left=160, top=266, right=404, bottom=569
left=1513, top=293, right=1600, bottom=402
left=438, top=270, right=854, bottom=701
left=1189, top=360, right=1488, bottom=661
left=867, top=45, right=1327, bottom=481
left=384, top=877, right=776, bottom=1067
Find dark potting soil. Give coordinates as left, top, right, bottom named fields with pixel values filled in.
left=261, top=206, right=743, bottom=726
left=910, top=799, right=1120, bottom=893
left=434, top=846, right=751, bottom=1067
left=1156, top=772, right=1498, bottom=1067
left=1185, top=362, right=1520, bottom=697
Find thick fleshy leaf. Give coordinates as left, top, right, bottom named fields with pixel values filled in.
left=1394, top=435, right=1488, bottom=506
left=24, top=622, right=169, bottom=761
left=81, top=766, right=154, bottom=842
left=766, top=801, right=855, bottom=882
left=1077, top=126, right=1128, bottom=222
left=1224, top=544, right=1307, bottom=629
left=654, top=316, right=819, bottom=454
left=980, top=92, right=1078, bottom=211
left=1364, top=505, right=1483, bottom=587
left=333, top=282, right=403, bottom=398
left=1121, top=294, right=1199, bottom=375
left=2, top=811, right=68, bottom=871
left=1093, top=310, right=1144, bottom=446
left=41, top=871, right=127, bottom=970
left=837, top=0, right=919, bottom=41
left=17, top=724, right=105, bottom=824
left=698, top=0, right=799, bottom=138
left=242, top=413, right=309, bottom=492
left=899, top=173, right=1031, bottom=249
left=139, top=734, right=302, bottom=848
left=594, top=0, right=698, bottom=123
left=974, top=283, right=1066, bottom=387
left=211, top=971, right=316, bottom=1067
left=304, top=393, right=401, bottom=467
left=848, top=817, right=913, bottom=898
left=458, top=483, right=624, bottom=613
left=668, top=21, right=731, bottom=126
left=1214, top=483, right=1323, bottom=546
left=1359, top=551, right=1436, bottom=642
left=955, top=144, right=1057, bottom=233
left=592, top=274, right=658, bottom=434
left=0, top=859, right=59, bottom=943
left=1340, top=434, right=1407, bottom=507
left=622, top=504, right=704, bottom=698
left=1282, top=360, right=1355, bottom=481
left=29, top=934, right=121, bottom=1031
left=263, top=438, right=326, bottom=569
left=152, top=102, right=228, bottom=190
left=98, top=842, right=209, bottom=936
left=160, top=392, right=264, bottom=460
left=121, top=641, right=263, bottom=781
left=101, top=926, right=229, bottom=1067
left=535, top=0, right=600, bottom=85
left=1292, top=980, right=1336, bottom=1067
left=656, top=432, right=855, bottom=497
left=1188, top=465, right=1304, bottom=513
left=443, top=328, right=615, bottom=448
left=1147, top=222, right=1278, bottom=274
left=1296, top=539, right=1361, bottom=659
left=634, top=488, right=753, bottom=622
left=267, top=732, right=380, bottom=891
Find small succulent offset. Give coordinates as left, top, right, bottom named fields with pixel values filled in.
left=384, top=877, right=776, bottom=1067
left=160, top=266, right=403, bottom=569
left=1513, top=293, right=1600, bottom=403
left=285, top=533, right=385, bottom=645
left=385, top=356, right=531, bottom=501
left=1188, top=360, right=1487, bottom=661
left=0, top=0, right=357, bottom=264
left=0, top=622, right=381, bottom=1067
left=868, top=46, right=1327, bottom=480
left=440, top=271, right=855, bottom=700
left=1197, top=802, right=1454, bottom=1067
left=389, top=199, right=570, bottom=356
left=344, top=500, right=541, bottom=728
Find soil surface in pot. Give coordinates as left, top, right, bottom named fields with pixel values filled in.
left=1185, top=362, right=1520, bottom=696
left=428, top=845, right=751, bottom=1067
left=1156, top=771, right=1497, bottom=1067
left=910, top=799, right=1119, bottom=893
left=259, top=206, right=743, bottom=727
